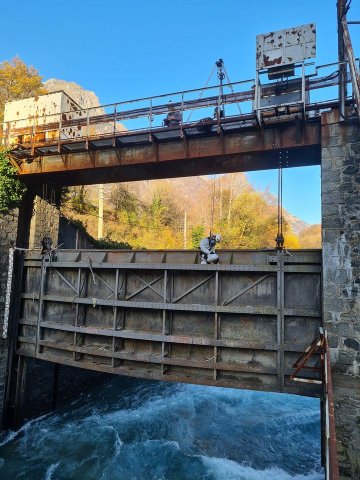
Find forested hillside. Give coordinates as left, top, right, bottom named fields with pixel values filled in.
left=61, top=174, right=321, bottom=250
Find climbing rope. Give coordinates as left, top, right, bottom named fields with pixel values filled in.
left=186, top=64, right=217, bottom=123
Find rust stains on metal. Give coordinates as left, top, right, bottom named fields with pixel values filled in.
left=263, top=55, right=283, bottom=67
left=325, top=336, right=340, bottom=480
left=17, top=248, right=323, bottom=398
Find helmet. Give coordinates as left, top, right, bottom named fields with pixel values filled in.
left=215, top=234, right=221, bottom=242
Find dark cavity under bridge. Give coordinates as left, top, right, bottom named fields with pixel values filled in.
left=18, top=248, right=322, bottom=397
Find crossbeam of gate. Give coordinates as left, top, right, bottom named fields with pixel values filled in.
left=17, top=249, right=323, bottom=397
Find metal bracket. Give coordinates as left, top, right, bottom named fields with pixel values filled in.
left=290, top=327, right=325, bottom=385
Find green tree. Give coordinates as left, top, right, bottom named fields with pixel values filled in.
left=146, top=190, right=182, bottom=230
left=109, top=184, right=141, bottom=221
left=69, top=186, right=92, bottom=214
left=0, top=57, right=47, bottom=123
left=191, top=224, right=205, bottom=249
left=0, top=150, right=27, bottom=213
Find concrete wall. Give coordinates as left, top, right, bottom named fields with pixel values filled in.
left=321, top=109, right=360, bottom=479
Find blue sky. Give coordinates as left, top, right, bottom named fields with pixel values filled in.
left=1, top=0, right=359, bottom=224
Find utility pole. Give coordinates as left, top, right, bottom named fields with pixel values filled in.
left=183, top=211, right=187, bottom=249
left=98, top=184, right=104, bottom=239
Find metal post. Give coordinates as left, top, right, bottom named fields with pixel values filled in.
left=74, top=267, right=81, bottom=361
left=86, top=109, right=90, bottom=147
left=57, top=112, right=62, bottom=153
left=161, top=269, right=168, bottom=376
left=342, top=16, right=360, bottom=119
left=320, top=397, right=326, bottom=468
left=301, top=61, right=306, bottom=118
left=149, top=98, right=153, bottom=142
left=13, top=356, right=27, bottom=428
left=117, top=269, right=127, bottom=365
left=36, top=256, right=47, bottom=355
left=113, top=104, right=117, bottom=146
left=112, top=268, right=119, bottom=367
left=98, top=184, right=104, bottom=239
left=338, top=0, right=347, bottom=119
left=180, top=93, right=184, bottom=138
left=214, top=270, right=219, bottom=381
left=183, top=211, right=187, bottom=249
left=254, top=70, right=262, bottom=126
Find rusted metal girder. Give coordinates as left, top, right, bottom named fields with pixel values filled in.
left=14, top=120, right=321, bottom=187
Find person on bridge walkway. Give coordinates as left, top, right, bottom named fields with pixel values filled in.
left=163, top=102, right=182, bottom=127
left=200, top=233, right=221, bottom=264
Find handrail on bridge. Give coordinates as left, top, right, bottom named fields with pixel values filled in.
left=1, top=58, right=359, bottom=161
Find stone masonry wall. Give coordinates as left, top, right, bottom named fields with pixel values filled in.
left=0, top=195, right=60, bottom=427
left=0, top=194, right=103, bottom=429
left=321, top=109, right=360, bottom=478
left=28, top=196, right=60, bottom=250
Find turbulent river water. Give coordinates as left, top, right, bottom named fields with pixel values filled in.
left=0, top=377, right=324, bottom=480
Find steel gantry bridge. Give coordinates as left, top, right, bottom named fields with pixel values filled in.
left=1, top=60, right=357, bottom=187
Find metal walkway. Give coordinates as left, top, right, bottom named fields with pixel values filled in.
left=2, top=62, right=355, bottom=186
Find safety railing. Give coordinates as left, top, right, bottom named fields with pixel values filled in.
left=1, top=59, right=358, bottom=154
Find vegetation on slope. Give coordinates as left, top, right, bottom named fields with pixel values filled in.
left=61, top=175, right=318, bottom=250
left=0, top=150, right=27, bottom=213
left=0, top=57, right=47, bottom=214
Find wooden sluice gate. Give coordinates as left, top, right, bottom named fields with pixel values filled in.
left=16, top=249, right=323, bottom=397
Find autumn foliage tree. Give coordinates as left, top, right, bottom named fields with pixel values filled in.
left=0, top=57, right=47, bottom=213
left=0, top=56, right=46, bottom=122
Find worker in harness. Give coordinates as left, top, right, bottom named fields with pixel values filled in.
left=163, top=102, right=182, bottom=127
left=200, top=233, right=221, bottom=264
left=40, top=236, right=53, bottom=254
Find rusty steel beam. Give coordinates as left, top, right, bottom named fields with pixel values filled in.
left=13, top=121, right=321, bottom=186
left=13, top=349, right=319, bottom=397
